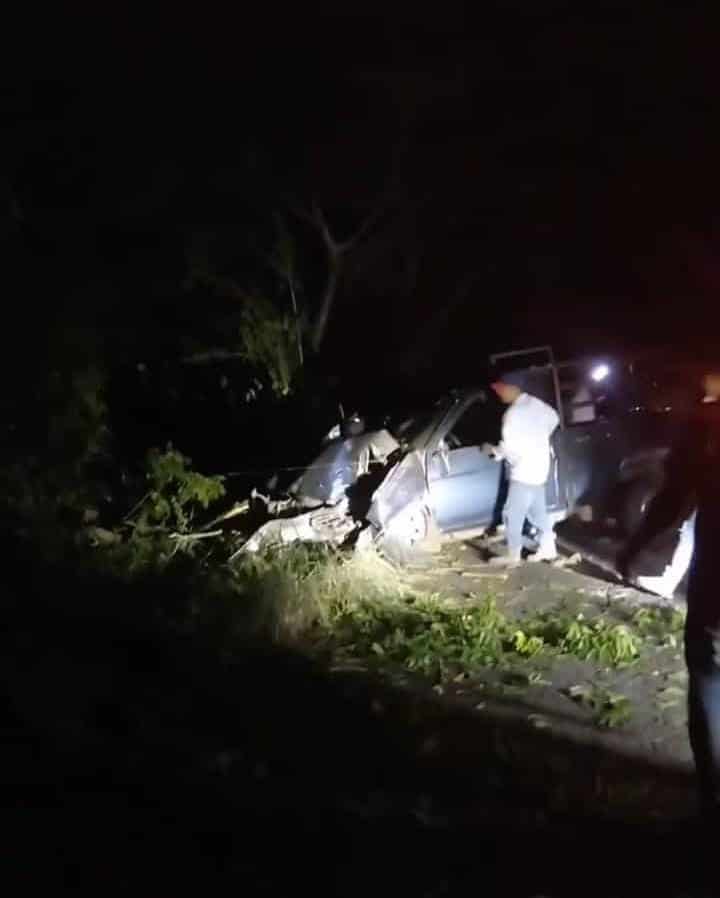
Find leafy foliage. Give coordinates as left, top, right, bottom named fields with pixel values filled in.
left=94, top=446, right=227, bottom=574
left=512, top=611, right=641, bottom=666
left=238, top=295, right=297, bottom=396
left=0, top=360, right=112, bottom=557
left=134, top=446, right=226, bottom=533
left=46, top=364, right=110, bottom=471
left=184, top=232, right=304, bottom=396
left=332, top=595, right=507, bottom=681
left=631, top=606, right=686, bottom=648
left=327, top=591, right=642, bottom=684
left=556, top=617, right=639, bottom=665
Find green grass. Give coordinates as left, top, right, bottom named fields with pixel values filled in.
left=227, top=547, right=649, bottom=673
left=630, top=606, right=686, bottom=648
left=223, top=546, right=684, bottom=732
left=298, top=557, right=645, bottom=682
left=332, top=594, right=508, bottom=681
left=516, top=610, right=641, bottom=666
left=229, top=543, right=412, bottom=642
left=331, top=597, right=642, bottom=682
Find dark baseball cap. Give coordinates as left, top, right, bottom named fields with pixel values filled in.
left=490, top=369, right=526, bottom=391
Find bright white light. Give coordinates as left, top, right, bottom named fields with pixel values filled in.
left=590, top=363, right=610, bottom=382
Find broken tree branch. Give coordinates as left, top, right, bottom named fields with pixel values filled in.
left=202, top=500, right=250, bottom=531
left=168, top=529, right=224, bottom=541
left=298, top=199, right=387, bottom=351
left=166, top=528, right=226, bottom=560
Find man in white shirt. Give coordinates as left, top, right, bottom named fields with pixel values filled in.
left=483, top=372, right=560, bottom=565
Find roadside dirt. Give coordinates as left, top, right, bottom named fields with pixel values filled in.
left=352, top=536, right=697, bottom=822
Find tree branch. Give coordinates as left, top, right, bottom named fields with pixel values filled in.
left=293, top=180, right=396, bottom=351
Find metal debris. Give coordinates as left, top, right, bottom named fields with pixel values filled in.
left=235, top=426, right=404, bottom=556
left=231, top=502, right=357, bottom=557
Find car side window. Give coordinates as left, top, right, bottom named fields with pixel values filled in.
left=448, top=400, right=502, bottom=447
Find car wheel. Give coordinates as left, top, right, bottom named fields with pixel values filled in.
left=375, top=504, right=439, bottom=564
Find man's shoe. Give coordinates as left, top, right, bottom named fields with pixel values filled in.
left=484, top=528, right=506, bottom=545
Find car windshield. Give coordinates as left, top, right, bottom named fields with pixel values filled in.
left=388, top=403, right=442, bottom=447
left=388, top=397, right=459, bottom=449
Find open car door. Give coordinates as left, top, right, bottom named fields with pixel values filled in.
left=426, top=394, right=505, bottom=532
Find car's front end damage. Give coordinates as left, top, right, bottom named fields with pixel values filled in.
left=233, top=419, right=424, bottom=557
left=365, top=449, right=437, bottom=559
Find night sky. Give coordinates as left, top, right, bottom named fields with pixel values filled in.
left=5, top=4, right=720, bottom=397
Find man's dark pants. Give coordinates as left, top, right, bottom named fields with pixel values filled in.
left=686, top=563, right=720, bottom=818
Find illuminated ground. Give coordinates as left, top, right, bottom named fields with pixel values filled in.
left=340, top=538, right=696, bottom=823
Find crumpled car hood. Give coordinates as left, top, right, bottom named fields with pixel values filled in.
left=289, top=429, right=399, bottom=507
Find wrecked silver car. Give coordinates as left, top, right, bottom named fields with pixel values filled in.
left=237, top=346, right=700, bottom=574
left=236, top=389, right=523, bottom=558
left=236, top=387, right=543, bottom=558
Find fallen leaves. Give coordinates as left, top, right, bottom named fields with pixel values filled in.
left=566, top=684, right=632, bottom=728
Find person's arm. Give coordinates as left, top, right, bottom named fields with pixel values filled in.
left=493, top=408, right=524, bottom=467
left=547, top=404, right=560, bottom=435
left=483, top=405, right=508, bottom=459
left=482, top=409, right=514, bottom=461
